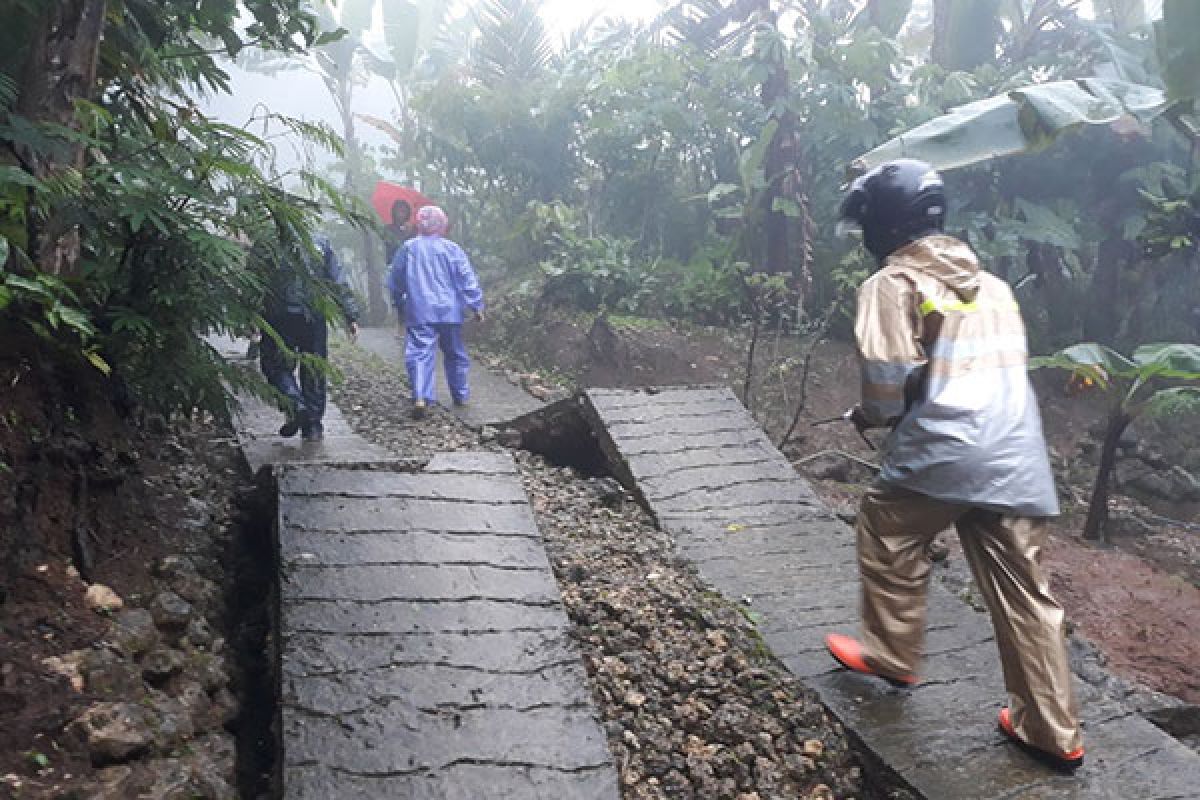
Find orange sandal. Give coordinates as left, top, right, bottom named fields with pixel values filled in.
left=825, top=633, right=917, bottom=688
left=998, top=707, right=1084, bottom=772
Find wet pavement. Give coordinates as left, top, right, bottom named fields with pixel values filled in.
left=217, top=335, right=616, bottom=800
left=549, top=386, right=1200, bottom=799
left=215, top=323, right=1200, bottom=798
left=275, top=455, right=616, bottom=800
left=355, top=325, right=542, bottom=429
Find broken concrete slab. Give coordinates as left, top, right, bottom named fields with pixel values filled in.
left=275, top=459, right=616, bottom=799
left=509, top=386, right=1200, bottom=798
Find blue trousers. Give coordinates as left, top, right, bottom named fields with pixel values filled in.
left=406, top=323, right=470, bottom=403
left=260, top=313, right=327, bottom=423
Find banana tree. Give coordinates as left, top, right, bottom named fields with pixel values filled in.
left=854, top=0, right=1198, bottom=174
left=1031, top=343, right=1200, bottom=541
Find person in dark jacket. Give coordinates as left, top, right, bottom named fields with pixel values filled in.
left=260, top=232, right=359, bottom=441
left=383, top=199, right=416, bottom=265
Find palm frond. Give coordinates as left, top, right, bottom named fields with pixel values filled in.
left=470, top=0, right=553, bottom=87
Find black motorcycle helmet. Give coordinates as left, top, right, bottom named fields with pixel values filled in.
left=838, top=159, right=946, bottom=263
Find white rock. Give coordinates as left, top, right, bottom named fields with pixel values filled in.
left=42, top=653, right=85, bottom=692
left=85, top=584, right=125, bottom=614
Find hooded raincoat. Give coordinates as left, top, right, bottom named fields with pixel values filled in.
left=387, top=223, right=482, bottom=325
left=855, top=234, right=1059, bottom=517
left=387, top=206, right=484, bottom=404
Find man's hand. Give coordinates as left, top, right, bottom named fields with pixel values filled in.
left=473, top=308, right=485, bottom=323
left=349, top=321, right=359, bottom=341
left=847, top=406, right=873, bottom=433
left=847, top=406, right=879, bottom=451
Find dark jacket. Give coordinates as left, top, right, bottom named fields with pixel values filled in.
left=267, top=234, right=360, bottom=324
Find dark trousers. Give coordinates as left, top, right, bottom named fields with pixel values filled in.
left=260, top=313, right=328, bottom=423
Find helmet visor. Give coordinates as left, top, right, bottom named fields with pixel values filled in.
left=835, top=218, right=863, bottom=238
left=837, top=177, right=869, bottom=239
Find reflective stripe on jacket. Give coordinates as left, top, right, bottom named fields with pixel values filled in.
left=855, top=234, right=1059, bottom=517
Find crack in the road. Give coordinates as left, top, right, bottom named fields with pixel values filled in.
left=288, top=657, right=583, bottom=680
left=301, top=759, right=616, bottom=778
left=649, top=476, right=804, bottom=502
left=290, top=596, right=562, bottom=607
left=285, top=561, right=548, bottom=573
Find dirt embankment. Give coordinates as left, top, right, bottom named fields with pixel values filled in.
left=0, top=355, right=259, bottom=798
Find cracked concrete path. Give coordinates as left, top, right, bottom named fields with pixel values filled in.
left=560, top=386, right=1200, bottom=799
left=355, top=325, right=543, bottom=429
left=276, top=454, right=616, bottom=800
left=213, top=334, right=616, bottom=799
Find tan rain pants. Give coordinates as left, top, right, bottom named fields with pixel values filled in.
left=857, top=483, right=1083, bottom=756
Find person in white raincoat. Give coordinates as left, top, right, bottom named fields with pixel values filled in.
left=824, top=159, right=1083, bottom=772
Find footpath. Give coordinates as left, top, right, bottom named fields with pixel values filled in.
left=510, top=386, right=1200, bottom=799
left=214, top=328, right=1200, bottom=798
left=208, top=334, right=617, bottom=799
left=355, top=326, right=542, bottom=428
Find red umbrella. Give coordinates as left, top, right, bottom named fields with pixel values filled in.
left=371, top=181, right=434, bottom=225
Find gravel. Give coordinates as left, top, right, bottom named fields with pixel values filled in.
left=331, top=342, right=873, bottom=800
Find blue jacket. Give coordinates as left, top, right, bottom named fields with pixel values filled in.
left=388, top=235, right=483, bottom=324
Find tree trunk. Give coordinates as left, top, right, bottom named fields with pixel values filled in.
left=361, top=229, right=387, bottom=324
left=1029, top=242, right=1076, bottom=344
left=1083, top=409, right=1132, bottom=542
left=762, top=66, right=792, bottom=277
left=931, top=0, right=1000, bottom=71
left=757, top=1, right=794, bottom=283
left=742, top=307, right=763, bottom=411
left=868, top=0, right=913, bottom=37
left=1083, top=237, right=1129, bottom=345
left=16, top=0, right=108, bottom=277
left=337, top=87, right=387, bottom=324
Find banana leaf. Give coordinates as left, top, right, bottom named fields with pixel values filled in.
left=857, top=0, right=1199, bottom=173
left=1132, top=343, right=1200, bottom=378
left=856, top=78, right=1167, bottom=173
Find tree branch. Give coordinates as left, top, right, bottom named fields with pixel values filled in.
left=776, top=304, right=837, bottom=449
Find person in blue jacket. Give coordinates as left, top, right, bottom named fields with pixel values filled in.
left=261, top=231, right=359, bottom=441
left=387, top=205, right=484, bottom=418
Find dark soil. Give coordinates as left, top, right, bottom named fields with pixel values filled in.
left=0, top=352, right=250, bottom=797
left=0, top=358, right=142, bottom=788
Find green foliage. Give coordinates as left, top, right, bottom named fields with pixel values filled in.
left=1032, top=339, right=1200, bottom=540
left=539, top=230, right=648, bottom=313
left=471, top=0, right=553, bottom=87
left=384, top=0, right=1200, bottom=356
left=1031, top=341, right=1200, bottom=418
left=1136, top=175, right=1200, bottom=257
left=519, top=203, right=748, bottom=324
left=0, top=0, right=356, bottom=418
